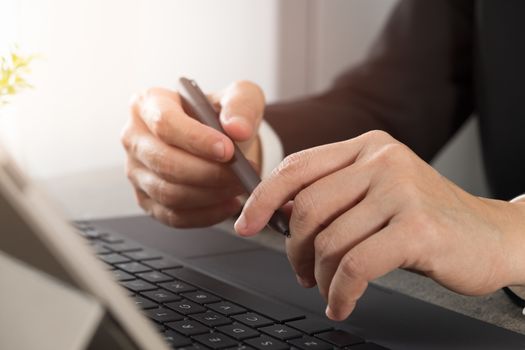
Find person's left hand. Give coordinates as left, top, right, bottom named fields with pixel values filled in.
left=234, top=130, right=525, bottom=321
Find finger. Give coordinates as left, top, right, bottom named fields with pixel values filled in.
left=134, top=87, right=234, bottom=162
left=214, top=81, right=265, bottom=142
left=127, top=159, right=245, bottom=209
left=326, top=222, right=413, bottom=320
left=124, top=122, right=239, bottom=188
left=136, top=189, right=243, bottom=228
left=235, top=138, right=365, bottom=236
left=285, top=161, right=373, bottom=288
left=314, top=190, right=398, bottom=299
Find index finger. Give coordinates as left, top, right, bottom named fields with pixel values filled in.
left=234, top=139, right=364, bottom=236
left=134, top=87, right=235, bottom=162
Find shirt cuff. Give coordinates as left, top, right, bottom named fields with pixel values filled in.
left=258, top=120, right=284, bottom=179
left=510, top=194, right=525, bottom=204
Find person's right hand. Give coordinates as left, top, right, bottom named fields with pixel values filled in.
left=121, top=81, right=265, bottom=228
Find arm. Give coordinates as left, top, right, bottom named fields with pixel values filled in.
left=265, top=0, right=474, bottom=161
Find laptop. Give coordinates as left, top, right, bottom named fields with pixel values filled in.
left=1, top=148, right=525, bottom=350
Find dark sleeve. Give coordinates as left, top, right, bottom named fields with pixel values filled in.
left=265, top=0, right=474, bottom=161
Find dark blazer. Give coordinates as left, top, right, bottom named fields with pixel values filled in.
left=265, top=0, right=525, bottom=200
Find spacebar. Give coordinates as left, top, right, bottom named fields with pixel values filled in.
left=168, top=267, right=304, bottom=322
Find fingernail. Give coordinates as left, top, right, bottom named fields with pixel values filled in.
left=212, top=141, right=225, bottom=160
left=325, top=305, right=334, bottom=319
left=296, top=275, right=313, bottom=288
left=223, top=115, right=250, bottom=130
left=234, top=213, right=248, bottom=233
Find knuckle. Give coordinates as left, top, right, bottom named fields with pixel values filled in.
left=362, top=129, right=393, bottom=143
left=314, top=232, right=334, bottom=261
left=292, top=189, right=319, bottom=231
left=273, top=151, right=310, bottom=180
left=340, top=253, right=365, bottom=281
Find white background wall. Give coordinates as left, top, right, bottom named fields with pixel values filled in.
left=0, top=0, right=489, bottom=196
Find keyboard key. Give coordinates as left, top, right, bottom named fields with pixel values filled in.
left=217, top=323, right=259, bottom=340
left=166, top=300, right=206, bottom=315
left=208, top=301, right=246, bottom=316
left=244, top=335, right=288, bottom=350
left=100, top=233, right=124, bottom=243
left=121, top=279, right=157, bottom=292
left=145, top=307, right=184, bottom=323
left=123, top=250, right=162, bottom=261
left=99, top=253, right=130, bottom=264
left=286, top=318, right=332, bottom=335
left=348, top=343, right=391, bottom=350
left=104, top=242, right=142, bottom=252
left=316, top=330, right=364, bottom=347
left=137, top=271, right=173, bottom=283
left=232, top=313, right=273, bottom=328
left=146, top=260, right=182, bottom=270
left=116, top=262, right=152, bottom=274
left=192, top=333, right=237, bottom=349
left=132, top=296, right=157, bottom=309
left=288, top=336, right=332, bottom=350
left=164, top=330, right=193, bottom=348
left=182, top=290, right=221, bottom=304
left=92, top=244, right=111, bottom=254
left=191, top=311, right=232, bottom=327
left=178, top=343, right=209, bottom=350
left=160, top=281, right=197, bottom=294
left=111, top=269, right=135, bottom=281
left=166, top=320, right=210, bottom=336
left=153, top=323, right=166, bottom=332
left=225, top=346, right=255, bottom=350
left=142, top=289, right=182, bottom=303
left=167, top=268, right=304, bottom=322
left=259, top=325, right=301, bottom=340
left=77, top=227, right=101, bottom=239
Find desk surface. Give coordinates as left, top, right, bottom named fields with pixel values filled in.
left=39, top=165, right=525, bottom=335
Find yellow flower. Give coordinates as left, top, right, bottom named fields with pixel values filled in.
left=0, top=47, right=35, bottom=106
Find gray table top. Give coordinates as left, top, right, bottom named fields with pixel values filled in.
left=38, top=165, right=525, bottom=335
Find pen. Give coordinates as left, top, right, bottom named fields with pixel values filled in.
left=178, top=77, right=290, bottom=237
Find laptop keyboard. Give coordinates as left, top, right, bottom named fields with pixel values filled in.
left=75, top=222, right=390, bottom=350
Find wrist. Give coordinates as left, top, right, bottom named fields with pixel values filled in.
left=501, top=196, right=525, bottom=287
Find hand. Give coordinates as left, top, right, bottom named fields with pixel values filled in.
left=121, top=81, right=265, bottom=227
left=235, top=130, right=525, bottom=321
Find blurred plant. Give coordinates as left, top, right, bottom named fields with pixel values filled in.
left=0, top=47, right=35, bottom=107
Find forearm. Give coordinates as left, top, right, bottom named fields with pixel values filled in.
left=264, top=92, right=389, bottom=157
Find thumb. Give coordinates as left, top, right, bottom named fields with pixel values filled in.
left=217, top=80, right=265, bottom=143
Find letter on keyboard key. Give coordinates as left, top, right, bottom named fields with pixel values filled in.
left=182, top=290, right=221, bottom=304
left=141, top=289, right=181, bottom=303
left=165, top=299, right=206, bottom=315
left=208, top=301, right=246, bottom=316
left=259, top=324, right=301, bottom=340
left=191, top=311, right=232, bottom=327
left=316, top=330, right=364, bottom=347
left=192, top=333, right=238, bottom=349
left=288, top=336, right=332, bottom=350
left=160, top=281, right=197, bottom=294
left=244, top=335, right=288, bottom=350
left=347, top=343, right=391, bottom=350
left=225, top=345, right=255, bottom=350
left=164, top=330, right=192, bottom=348
left=166, top=320, right=210, bottom=336
left=145, top=307, right=184, bottom=323
left=121, top=279, right=157, bottom=292
left=232, top=313, right=273, bottom=328
left=132, top=296, right=157, bottom=309
left=116, top=262, right=151, bottom=274
left=217, top=323, right=260, bottom=340
left=136, top=271, right=173, bottom=283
